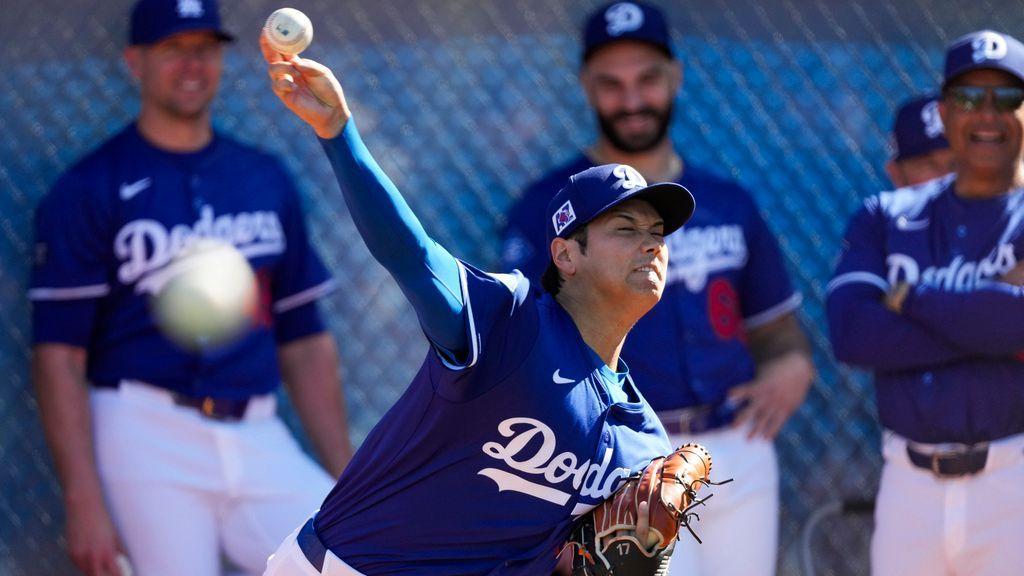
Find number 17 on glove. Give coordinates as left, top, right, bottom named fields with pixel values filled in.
left=565, top=443, right=729, bottom=576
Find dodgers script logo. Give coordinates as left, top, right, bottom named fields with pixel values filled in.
left=479, top=417, right=631, bottom=515
left=667, top=224, right=748, bottom=291
left=115, top=205, right=286, bottom=295
left=605, top=3, right=645, bottom=37
left=886, top=244, right=1017, bottom=291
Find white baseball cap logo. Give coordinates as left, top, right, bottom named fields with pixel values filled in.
left=605, top=2, right=645, bottom=37
left=612, top=164, right=647, bottom=190
left=176, top=0, right=204, bottom=18
left=920, top=100, right=944, bottom=139
left=972, top=31, right=1007, bottom=63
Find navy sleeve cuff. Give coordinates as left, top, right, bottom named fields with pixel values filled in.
left=274, top=300, right=327, bottom=344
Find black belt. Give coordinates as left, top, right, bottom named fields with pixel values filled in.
left=298, top=517, right=328, bottom=572
left=95, top=381, right=251, bottom=421
left=906, top=444, right=989, bottom=478
left=174, top=394, right=250, bottom=421
left=657, top=401, right=739, bottom=435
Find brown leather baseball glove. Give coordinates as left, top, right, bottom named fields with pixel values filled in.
left=565, top=443, right=718, bottom=575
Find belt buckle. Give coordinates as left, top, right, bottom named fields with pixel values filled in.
left=928, top=448, right=977, bottom=478
left=201, top=397, right=216, bottom=418
left=673, top=412, right=690, bottom=434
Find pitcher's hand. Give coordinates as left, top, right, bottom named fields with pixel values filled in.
left=260, top=34, right=350, bottom=139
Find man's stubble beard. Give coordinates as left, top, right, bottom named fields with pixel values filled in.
left=596, top=102, right=674, bottom=153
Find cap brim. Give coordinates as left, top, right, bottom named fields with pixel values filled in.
left=630, top=182, right=695, bottom=235
left=132, top=22, right=234, bottom=45
left=546, top=179, right=696, bottom=247
left=580, top=182, right=695, bottom=237
left=893, top=136, right=950, bottom=161
left=582, top=39, right=673, bottom=64
left=943, top=63, right=1024, bottom=89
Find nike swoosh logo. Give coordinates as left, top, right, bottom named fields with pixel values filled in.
left=552, top=369, right=574, bottom=385
left=895, top=216, right=929, bottom=231
left=119, top=177, right=152, bottom=201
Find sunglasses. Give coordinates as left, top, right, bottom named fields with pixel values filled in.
left=945, top=85, right=1024, bottom=113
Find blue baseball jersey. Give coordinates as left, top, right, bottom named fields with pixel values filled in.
left=827, top=175, right=1024, bottom=443
left=29, top=124, right=334, bottom=398
left=502, top=155, right=800, bottom=410
left=314, top=263, right=671, bottom=575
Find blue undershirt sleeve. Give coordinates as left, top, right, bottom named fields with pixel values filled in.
left=318, top=120, right=466, bottom=353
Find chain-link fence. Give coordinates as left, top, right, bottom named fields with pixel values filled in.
left=3, top=1, right=1021, bottom=574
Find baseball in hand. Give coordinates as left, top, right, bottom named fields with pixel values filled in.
left=263, top=8, right=313, bottom=56
left=151, top=239, right=258, bottom=350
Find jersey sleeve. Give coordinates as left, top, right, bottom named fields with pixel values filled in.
left=29, top=172, right=114, bottom=346
left=269, top=163, right=335, bottom=343
left=436, top=262, right=531, bottom=368
left=432, top=261, right=536, bottom=400
left=736, top=194, right=801, bottom=328
left=826, top=198, right=968, bottom=370
left=901, top=281, right=1024, bottom=355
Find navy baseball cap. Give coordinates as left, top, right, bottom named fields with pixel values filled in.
left=942, top=30, right=1024, bottom=88
left=130, top=0, right=234, bottom=46
left=890, top=95, right=949, bottom=161
left=545, top=164, right=695, bottom=246
left=582, top=1, right=673, bottom=63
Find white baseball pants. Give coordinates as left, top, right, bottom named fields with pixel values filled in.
left=91, top=381, right=334, bottom=576
left=263, top=522, right=364, bottom=576
left=872, top=431, right=1024, bottom=576
left=667, top=425, right=779, bottom=576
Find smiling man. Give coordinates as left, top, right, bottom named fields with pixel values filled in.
left=827, top=29, right=1024, bottom=576
left=29, top=1, right=352, bottom=575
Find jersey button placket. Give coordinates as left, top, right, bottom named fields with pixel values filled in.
left=189, top=175, right=204, bottom=214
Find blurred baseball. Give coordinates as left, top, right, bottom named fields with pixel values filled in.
left=263, top=8, right=313, bottom=56
left=151, top=239, right=257, bottom=350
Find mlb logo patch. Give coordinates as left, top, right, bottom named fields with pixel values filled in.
left=552, top=200, right=576, bottom=236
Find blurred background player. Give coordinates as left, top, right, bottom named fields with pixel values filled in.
left=828, top=29, right=1024, bottom=576
left=885, top=94, right=954, bottom=188
left=501, top=2, right=814, bottom=574
left=28, top=1, right=351, bottom=574
left=258, top=33, right=700, bottom=575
